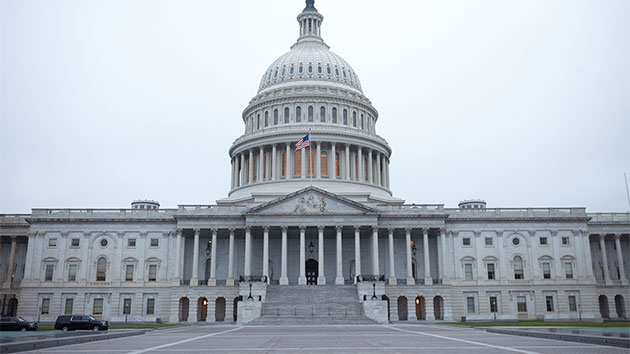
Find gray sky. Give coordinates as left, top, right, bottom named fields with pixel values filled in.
left=1, top=0, right=629, bottom=214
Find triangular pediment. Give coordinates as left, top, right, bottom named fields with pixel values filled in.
left=245, top=187, right=380, bottom=215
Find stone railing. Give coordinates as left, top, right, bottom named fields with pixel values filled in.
left=588, top=213, right=630, bottom=223
left=447, top=207, right=587, bottom=217
left=31, top=208, right=176, bottom=218
left=378, top=204, right=444, bottom=213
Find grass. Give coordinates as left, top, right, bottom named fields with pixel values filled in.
left=36, top=323, right=185, bottom=331
left=440, top=320, right=630, bottom=327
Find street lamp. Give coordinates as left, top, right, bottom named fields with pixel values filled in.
left=205, top=240, right=212, bottom=257
left=411, top=240, right=417, bottom=257
left=308, top=241, right=315, bottom=256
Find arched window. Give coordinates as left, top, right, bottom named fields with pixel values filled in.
left=96, top=257, right=107, bottom=282
left=332, top=107, right=337, bottom=123
left=273, top=109, right=279, bottom=125
left=327, top=66, right=331, bottom=75
left=321, top=151, right=328, bottom=177
left=320, top=107, right=326, bottom=122
left=299, top=64, right=304, bottom=74
left=360, top=114, right=364, bottom=129
left=264, top=111, right=269, bottom=127
left=284, top=107, right=290, bottom=123
left=281, top=66, right=286, bottom=77
left=308, top=106, right=313, bottom=122
left=317, top=64, right=322, bottom=74
left=514, top=256, right=524, bottom=279
left=352, top=111, right=357, bottom=127
left=290, top=65, right=295, bottom=75
left=343, top=109, right=348, bottom=125
left=335, top=152, right=340, bottom=177
left=308, top=63, right=313, bottom=74
left=257, top=114, right=261, bottom=130
left=306, top=150, right=314, bottom=177
left=281, top=151, right=287, bottom=177
left=294, top=151, right=301, bottom=176
left=296, top=106, right=302, bottom=122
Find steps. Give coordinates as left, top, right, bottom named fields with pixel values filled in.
left=249, top=285, right=377, bottom=325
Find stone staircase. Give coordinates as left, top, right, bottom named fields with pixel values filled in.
left=248, top=285, right=377, bottom=325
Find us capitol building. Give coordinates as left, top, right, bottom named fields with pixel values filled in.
left=1, top=1, right=628, bottom=325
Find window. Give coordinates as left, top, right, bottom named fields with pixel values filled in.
left=542, top=262, right=551, bottom=279
left=48, top=238, right=57, bottom=247
left=564, top=262, right=573, bottom=279
left=485, top=237, right=493, bottom=246
left=513, top=256, right=524, bottom=279
left=332, top=107, right=337, bottom=123
left=512, top=238, right=520, bottom=246
left=489, top=296, right=498, bottom=313
left=487, top=263, right=495, bottom=280
left=517, top=296, right=527, bottom=313
left=308, top=106, right=313, bottom=122
left=67, top=264, right=77, bottom=282
left=462, top=237, right=471, bottom=246
left=466, top=297, right=475, bottom=313
left=257, top=114, right=261, bottom=129
left=284, top=107, right=289, bottom=123
left=544, top=296, right=555, bottom=312
left=123, top=299, right=132, bottom=315
left=274, top=109, right=279, bottom=125
left=128, top=238, right=136, bottom=247
left=539, top=237, right=548, bottom=245
left=100, top=239, right=108, bottom=247
left=561, top=237, right=570, bottom=245
left=290, top=65, right=295, bottom=75
left=150, top=238, right=159, bottom=247
left=146, top=298, right=155, bottom=315
left=327, top=66, right=331, bottom=75
left=93, top=298, right=104, bottom=315
left=308, top=63, right=313, bottom=74
left=464, top=263, right=473, bottom=280
left=125, top=264, right=134, bottom=282
left=71, top=238, right=80, bottom=247
left=343, top=109, right=348, bottom=125
left=320, top=106, right=326, bottom=122
left=294, top=150, right=301, bottom=176
left=148, top=265, right=157, bottom=282
left=299, top=64, right=303, bottom=74
left=335, top=152, right=340, bottom=177
left=64, top=298, right=74, bottom=315
left=264, top=111, right=269, bottom=127
left=317, top=64, right=322, bottom=74
left=568, top=296, right=578, bottom=312
left=281, top=152, right=287, bottom=177
left=360, top=114, right=364, bottom=129
left=296, top=107, right=302, bottom=122
left=41, top=298, right=50, bottom=315
left=96, top=257, right=107, bottom=282
left=45, top=264, right=54, bottom=281
left=321, top=152, right=328, bottom=177
left=352, top=111, right=357, bottom=127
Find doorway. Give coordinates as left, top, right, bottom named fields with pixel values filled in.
left=197, top=297, right=208, bottom=322
left=215, top=297, right=226, bottom=322
left=306, top=259, right=318, bottom=285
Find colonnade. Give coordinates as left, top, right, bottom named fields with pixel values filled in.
left=594, top=233, right=628, bottom=285
left=2, top=236, right=18, bottom=288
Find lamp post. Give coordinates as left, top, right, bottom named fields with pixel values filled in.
left=371, top=283, right=378, bottom=300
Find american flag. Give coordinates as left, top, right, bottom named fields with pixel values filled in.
left=295, top=134, right=310, bottom=151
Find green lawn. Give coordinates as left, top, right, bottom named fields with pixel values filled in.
left=440, top=320, right=630, bottom=327
left=37, top=323, right=185, bottom=331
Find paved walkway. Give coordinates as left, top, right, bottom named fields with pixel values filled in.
left=20, top=324, right=630, bottom=353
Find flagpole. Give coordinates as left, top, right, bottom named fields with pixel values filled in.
left=309, top=128, right=313, bottom=186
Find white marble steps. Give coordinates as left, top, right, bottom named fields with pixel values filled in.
left=249, top=285, right=377, bottom=325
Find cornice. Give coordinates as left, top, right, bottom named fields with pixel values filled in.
left=26, top=218, right=176, bottom=224
left=445, top=216, right=591, bottom=223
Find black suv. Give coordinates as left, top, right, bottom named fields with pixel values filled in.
left=54, top=315, right=109, bottom=331
left=0, top=317, right=39, bottom=331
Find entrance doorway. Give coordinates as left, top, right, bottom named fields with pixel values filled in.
left=197, top=297, right=208, bottom=322
left=215, top=297, right=226, bottom=322
left=306, top=259, right=318, bottom=285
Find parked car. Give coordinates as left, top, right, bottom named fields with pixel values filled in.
left=54, top=315, right=109, bottom=331
left=0, top=317, right=39, bottom=331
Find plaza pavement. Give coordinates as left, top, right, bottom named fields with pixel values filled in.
left=18, top=324, right=630, bottom=354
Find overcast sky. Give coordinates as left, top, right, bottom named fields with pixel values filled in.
left=1, top=0, right=629, bottom=214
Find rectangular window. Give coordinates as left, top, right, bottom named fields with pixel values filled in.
left=123, top=299, right=132, bottom=315
left=45, top=264, right=54, bottom=281
left=146, top=298, right=155, bottom=315
left=545, top=296, right=555, bottom=312
left=539, top=237, right=548, bottom=246
left=464, top=263, right=473, bottom=280
left=93, top=298, right=104, bottom=315
left=321, top=153, right=328, bottom=177
left=125, top=265, right=134, bottom=282
left=41, top=298, right=50, bottom=315
left=543, top=262, right=551, bottom=279
left=466, top=297, right=475, bottom=313
left=48, top=238, right=57, bottom=247
left=485, top=237, right=493, bottom=246
left=462, top=237, right=471, bottom=246
left=128, top=238, right=136, bottom=247
left=487, top=263, right=495, bottom=280
left=150, top=238, right=159, bottom=247
left=561, top=237, right=570, bottom=245
left=67, top=264, right=77, bottom=282
left=489, top=296, right=498, bottom=313
left=564, top=262, right=573, bottom=279
left=64, top=298, right=74, bottom=315
left=281, top=152, right=287, bottom=177
left=148, top=265, right=157, bottom=282
left=70, top=238, right=80, bottom=247
left=568, top=296, right=578, bottom=312
left=294, top=150, right=301, bottom=176
left=517, top=296, right=527, bottom=313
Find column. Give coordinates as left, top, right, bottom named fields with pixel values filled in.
left=345, top=144, right=350, bottom=180
left=298, top=226, right=306, bottom=284
left=244, top=227, right=252, bottom=277
left=423, top=228, right=432, bottom=285
left=357, top=147, right=363, bottom=181
left=240, top=152, right=245, bottom=186
left=230, top=158, right=235, bottom=189
left=263, top=227, right=269, bottom=283
left=388, top=229, right=396, bottom=285
left=381, top=155, right=387, bottom=187
left=354, top=226, right=362, bottom=283
left=226, top=229, right=235, bottom=286
left=375, top=152, right=381, bottom=186
left=258, top=147, right=264, bottom=182
left=330, top=143, right=336, bottom=179
left=316, top=142, right=321, bottom=179
left=440, top=228, right=447, bottom=282
left=4, top=236, right=17, bottom=287
left=191, top=228, right=200, bottom=286
left=371, top=226, right=380, bottom=275
left=581, top=230, right=595, bottom=278
left=386, top=157, right=390, bottom=188
left=600, top=234, right=610, bottom=284
left=280, top=227, right=289, bottom=285
left=317, top=226, right=326, bottom=284
left=614, top=234, right=627, bottom=284
left=285, top=143, right=291, bottom=179
left=368, top=150, right=373, bottom=184
left=174, top=229, right=182, bottom=284
left=405, top=228, right=415, bottom=285
left=209, top=229, right=217, bottom=286
left=248, top=149, right=254, bottom=184
left=335, top=226, right=344, bottom=285
left=301, top=149, right=306, bottom=179
left=271, top=144, right=277, bottom=181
